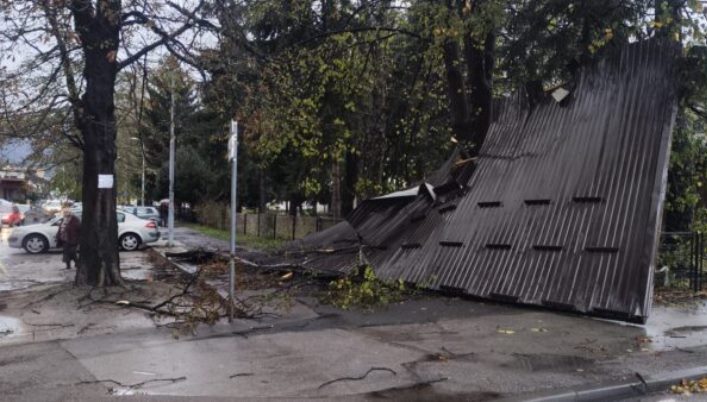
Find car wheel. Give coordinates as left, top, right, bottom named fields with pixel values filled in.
left=119, top=233, right=141, bottom=251
left=23, top=234, right=48, bottom=254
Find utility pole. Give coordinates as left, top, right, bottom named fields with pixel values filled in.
left=168, top=80, right=176, bottom=247
left=140, top=141, right=145, bottom=207
left=131, top=137, right=146, bottom=206
left=228, top=120, right=238, bottom=322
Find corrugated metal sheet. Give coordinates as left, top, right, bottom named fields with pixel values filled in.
left=288, top=39, right=679, bottom=323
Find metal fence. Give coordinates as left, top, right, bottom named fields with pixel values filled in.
left=236, top=213, right=342, bottom=240
left=656, top=232, right=704, bottom=292
left=194, top=203, right=342, bottom=240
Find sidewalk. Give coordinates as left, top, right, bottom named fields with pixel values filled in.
left=141, top=225, right=707, bottom=400
left=2, top=226, right=707, bottom=400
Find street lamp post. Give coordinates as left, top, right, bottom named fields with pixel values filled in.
left=228, top=120, right=238, bottom=322
left=168, top=85, right=175, bottom=247
left=130, top=137, right=145, bottom=206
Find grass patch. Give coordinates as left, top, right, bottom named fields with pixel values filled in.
left=182, top=223, right=286, bottom=252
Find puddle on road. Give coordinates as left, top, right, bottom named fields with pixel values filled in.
left=0, top=316, right=24, bottom=338
left=120, top=265, right=153, bottom=281
left=644, top=302, right=707, bottom=350
left=508, top=353, right=595, bottom=372
left=0, top=281, right=39, bottom=292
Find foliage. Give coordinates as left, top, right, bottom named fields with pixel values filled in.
left=183, top=222, right=286, bottom=252
left=207, top=0, right=454, bottom=214
left=665, top=111, right=707, bottom=232
left=323, top=266, right=408, bottom=310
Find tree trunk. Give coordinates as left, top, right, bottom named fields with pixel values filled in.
left=331, top=160, right=342, bottom=219
left=442, top=1, right=495, bottom=153
left=258, top=169, right=267, bottom=212
left=442, top=39, right=473, bottom=141
left=464, top=31, right=495, bottom=153
left=341, top=151, right=358, bottom=217
left=72, top=3, right=123, bottom=287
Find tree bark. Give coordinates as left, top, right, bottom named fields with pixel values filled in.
left=258, top=168, right=267, bottom=212
left=341, top=151, right=358, bottom=217
left=331, top=160, right=342, bottom=219
left=442, top=39, right=473, bottom=141
left=441, top=1, right=495, bottom=153
left=464, top=31, right=495, bottom=153
left=71, top=0, right=123, bottom=287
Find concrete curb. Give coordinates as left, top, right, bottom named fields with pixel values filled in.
left=146, top=243, right=230, bottom=301
left=147, top=240, right=196, bottom=274
left=510, top=365, right=707, bottom=401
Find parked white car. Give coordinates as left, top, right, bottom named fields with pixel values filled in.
left=42, top=199, right=66, bottom=214
left=120, top=206, right=160, bottom=222
left=8, top=211, right=160, bottom=254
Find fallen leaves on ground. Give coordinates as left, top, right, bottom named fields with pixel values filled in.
left=654, top=289, right=707, bottom=307
left=531, top=327, right=549, bottom=333
left=671, top=377, right=707, bottom=395
left=496, top=328, right=515, bottom=335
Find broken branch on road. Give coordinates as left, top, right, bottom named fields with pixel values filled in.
left=318, top=367, right=397, bottom=390
left=229, top=372, right=254, bottom=379
left=76, top=376, right=187, bottom=392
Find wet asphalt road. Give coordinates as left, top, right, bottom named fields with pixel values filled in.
left=0, top=227, right=73, bottom=291
left=0, top=226, right=156, bottom=290
left=2, top=225, right=707, bottom=400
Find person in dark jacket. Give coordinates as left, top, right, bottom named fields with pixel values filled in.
left=57, top=208, right=80, bottom=270
left=159, top=200, right=169, bottom=227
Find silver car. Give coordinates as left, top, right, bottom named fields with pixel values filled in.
left=121, top=206, right=160, bottom=222
left=8, top=211, right=160, bottom=253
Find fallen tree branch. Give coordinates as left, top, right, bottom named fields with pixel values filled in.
left=23, top=286, right=71, bottom=309
left=77, top=323, right=96, bottom=335
left=76, top=376, right=186, bottom=391
left=368, top=377, right=448, bottom=396
left=229, top=372, right=254, bottom=379
left=26, top=322, right=75, bottom=328
left=318, top=367, right=397, bottom=390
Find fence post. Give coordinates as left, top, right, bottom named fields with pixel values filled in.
left=292, top=214, right=296, bottom=240
left=257, top=213, right=261, bottom=237
left=316, top=216, right=321, bottom=232
left=694, top=232, right=699, bottom=293
left=273, top=214, right=277, bottom=239
left=700, top=232, right=704, bottom=291
left=243, top=213, right=247, bottom=235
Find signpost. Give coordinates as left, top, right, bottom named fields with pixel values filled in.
left=228, top=120, right=238, bottom=322
left=167, top=88, right=175, bottom=247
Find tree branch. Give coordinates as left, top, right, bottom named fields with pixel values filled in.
left=117, top=1, right=207, bottom=70
left=42, top=1, right=81, bottom=108
left=292, top=27, right=421, bottom=49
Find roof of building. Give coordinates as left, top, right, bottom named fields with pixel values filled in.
left=282, top=39, right=680, bottom=323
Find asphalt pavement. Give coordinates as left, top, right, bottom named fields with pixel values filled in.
left=1, top=225, right=707, bottom=401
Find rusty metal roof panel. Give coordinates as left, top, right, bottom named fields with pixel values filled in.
left=378, top=39, right=678, bottom=322
left=290, top=39, right=678, bottom=323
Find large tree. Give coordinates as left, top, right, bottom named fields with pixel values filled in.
left=0, top=0, right=212, bottom=286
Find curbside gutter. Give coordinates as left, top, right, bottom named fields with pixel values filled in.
left=507, top=365, right=707, bottom=402
left=146, top=243, right=232, bottom=301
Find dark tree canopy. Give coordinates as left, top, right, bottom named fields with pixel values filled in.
left=0, top=0, right=706, bottom=288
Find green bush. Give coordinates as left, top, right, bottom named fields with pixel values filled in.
left=323, top=266, right=408, bottom=310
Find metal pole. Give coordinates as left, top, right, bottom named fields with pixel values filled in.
left=692, top=232, right=698, bottom=292
left=168, top=83, right=175, bottom=247
left=141, top=141, right=145, bottom=207
left=698, top=232, right=703, bottom=292
left=229, top=120, right=238, bottom=322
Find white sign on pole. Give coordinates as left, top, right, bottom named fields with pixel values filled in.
left=98, top=174, right=114, bottom=189
left=228, top=133, right=237, bottom=161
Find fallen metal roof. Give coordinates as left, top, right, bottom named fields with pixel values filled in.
left=286, top=39, right=679, bottom=323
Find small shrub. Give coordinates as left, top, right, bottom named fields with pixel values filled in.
left=323, top=265, right=408, bottom=310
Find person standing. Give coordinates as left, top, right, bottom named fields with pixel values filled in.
left=5, top=205, right=22, bottom=227
left=57, top=208, right=80, bottom=270
left=159, top=200, right=169, bottom=227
